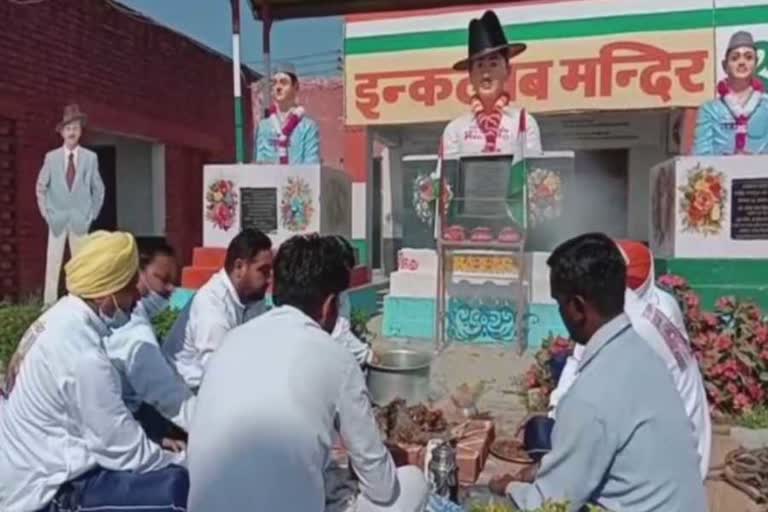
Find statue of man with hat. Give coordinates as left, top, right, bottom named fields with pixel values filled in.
left=255, top=63, right=321, bottom=165
left=440, top=10, right=542, bottom=160
left=36, top=104, right=105, bottom=306
left=693, top=30, right=768, bottom=155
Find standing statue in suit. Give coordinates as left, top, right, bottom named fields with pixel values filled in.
left=255, top=63, right=320, bottom=165
left=36, top=104, right=105, bottom=306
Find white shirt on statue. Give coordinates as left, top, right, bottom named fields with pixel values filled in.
left=187, top=305, right=399, bottom=512
left=440, top=106, right=542, bottom=160
left=549, top=289, right=711, bottom=480
left=0, top=295, right=181, bottom=512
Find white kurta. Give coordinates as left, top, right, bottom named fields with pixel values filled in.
left=163, top=269, right=248, bottom=390
left=188, top=305, right=402, bottom=512
left=105, top=299, right=197, bottom=430
left=549, top=286, right=711, bottom=480
left=332, top=291, right=374, bottom=366
left=0, top=295, right=181, bottom=512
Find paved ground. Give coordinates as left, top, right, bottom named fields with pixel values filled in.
left=369, top=315, right=533, bottom=436
left=368, top=315, right=763, bottom=511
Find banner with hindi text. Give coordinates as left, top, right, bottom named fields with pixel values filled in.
left=345, top=30, right=715, bottom=125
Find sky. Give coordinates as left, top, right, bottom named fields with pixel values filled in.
left=120, top=0, right=344, bottom=77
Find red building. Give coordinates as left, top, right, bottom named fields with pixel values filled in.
left=0, top=0, right=257, bottom=301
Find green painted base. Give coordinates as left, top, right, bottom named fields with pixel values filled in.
left=382, top=296, right=568, bottom=349
left=351, top=239, right=369, bottom=268
left=656, top=258, right=768, bottom=311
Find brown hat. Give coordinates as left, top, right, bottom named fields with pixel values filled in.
left=56, top=104, right=88, bottom=132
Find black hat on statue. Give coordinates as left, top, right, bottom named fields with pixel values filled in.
left=453, top=10, right=527, bottom=71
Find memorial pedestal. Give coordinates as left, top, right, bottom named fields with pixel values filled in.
left=203, top=164, right=351, bottom=248
left=650, top=155, right=768, bottom=259
left=649, top=155, right=768, bottom=309
left=178, top=164, right=358, bottom=297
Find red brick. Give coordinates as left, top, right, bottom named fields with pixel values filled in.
left=1, top=0, right=257, bottom=299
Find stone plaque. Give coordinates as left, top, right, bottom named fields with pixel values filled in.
left=240, top=187, right=277, bottom=233
left=731, top=178, right=768, bottom=240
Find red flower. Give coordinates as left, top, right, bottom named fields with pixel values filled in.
left=219, top=180, right=230, bottom=194
left=535, top=184, right=553, bottom=199
left=702, top=313, right=719, bottom=328
left=726, top=382, right=739, bottom=396
left=734, top=393, right=753, bottom=411
left=716, top=296, right=736, bottom=313
left=714, top=334, right=733, bottom=352
left=705, top=175, right=722, bottom=197
left=684, top=293, right=700, bottom=310
left=722, top=360, right=740, bottom=381
left=693, top=189, right=716, bottom=213
left=760, top=349, right=768, bottom=362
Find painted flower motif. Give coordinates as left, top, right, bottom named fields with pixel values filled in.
left=679, top=165, right=727, bottom=236
left=527, top=168, right=563, bottom=227
left=205, top=179, right=238, bottom=231
left=280, top=177, right=314, bottom=232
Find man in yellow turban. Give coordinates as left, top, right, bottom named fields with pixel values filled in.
left=0, top=231, right=189, bottom=512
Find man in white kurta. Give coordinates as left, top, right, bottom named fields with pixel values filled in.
left=105, top=242, right=195, bottom=436
left=188, top=234, right=427, bottom=512
left=163, top=228, right=273, bottom=390
left=328, top=235, right=374, bottom=366
left=549, top=240, right=711, bottom=480
left=0, top=231, right=186, bottom=512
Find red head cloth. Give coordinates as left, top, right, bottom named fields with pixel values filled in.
left=615, top=240, right=652, bottom=291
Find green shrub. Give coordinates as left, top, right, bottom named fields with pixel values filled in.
left=350, top=308, right=375, bottom=345
left=0, top=304, right=43, bottom=370
left=151, top=307, right=181, bottom=344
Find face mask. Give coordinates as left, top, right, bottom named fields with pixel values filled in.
left=100, top=295, right=130, bottom=331
left=142, top=289, right=169, bottom=320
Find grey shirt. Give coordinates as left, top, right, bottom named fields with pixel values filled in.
left=509, top=314, right=708, bottom=512
left=187, top=305, right=398, bottom=512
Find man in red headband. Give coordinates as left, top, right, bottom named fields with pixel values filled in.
left=549, top=239, right=711, bottom=480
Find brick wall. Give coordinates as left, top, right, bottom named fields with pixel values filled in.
left=0, top=0, right=254, bottom=299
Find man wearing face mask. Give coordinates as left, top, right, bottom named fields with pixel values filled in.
left=255, top=62, right=320, bottom=165
left=0, top=231, right=187, bottom=512
left=694, top=31, right=768, bottom=155
left=163, top=228, right=273, bottom=391
left=188, top=234, right=428, bottom=512
left=104, top=242, right=196, bottom=445
left=490, top=233, right=706, bottom=512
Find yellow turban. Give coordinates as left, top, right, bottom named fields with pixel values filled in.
left=65, top=230, right=139, bottom=299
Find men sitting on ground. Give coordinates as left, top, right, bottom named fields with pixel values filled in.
left=0, top=231, right=187, bottom=512
left=163, top=228, right=273, bottom=391
left=105, top=241, right=195, bottom=446
left=327, top=235, right=374, bottom=367
left=187, top=234, right=428, bottom=512
left=549, top=239, right=711, bottom=480
left=491, top=233, right=706, bottom=511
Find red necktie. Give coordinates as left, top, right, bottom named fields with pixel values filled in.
left=66, top=153, right=75, bottom=190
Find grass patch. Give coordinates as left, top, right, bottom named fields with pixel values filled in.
left=736, top=406, right=768, bottom=429
left=0, top=302, right=44, bottom=370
